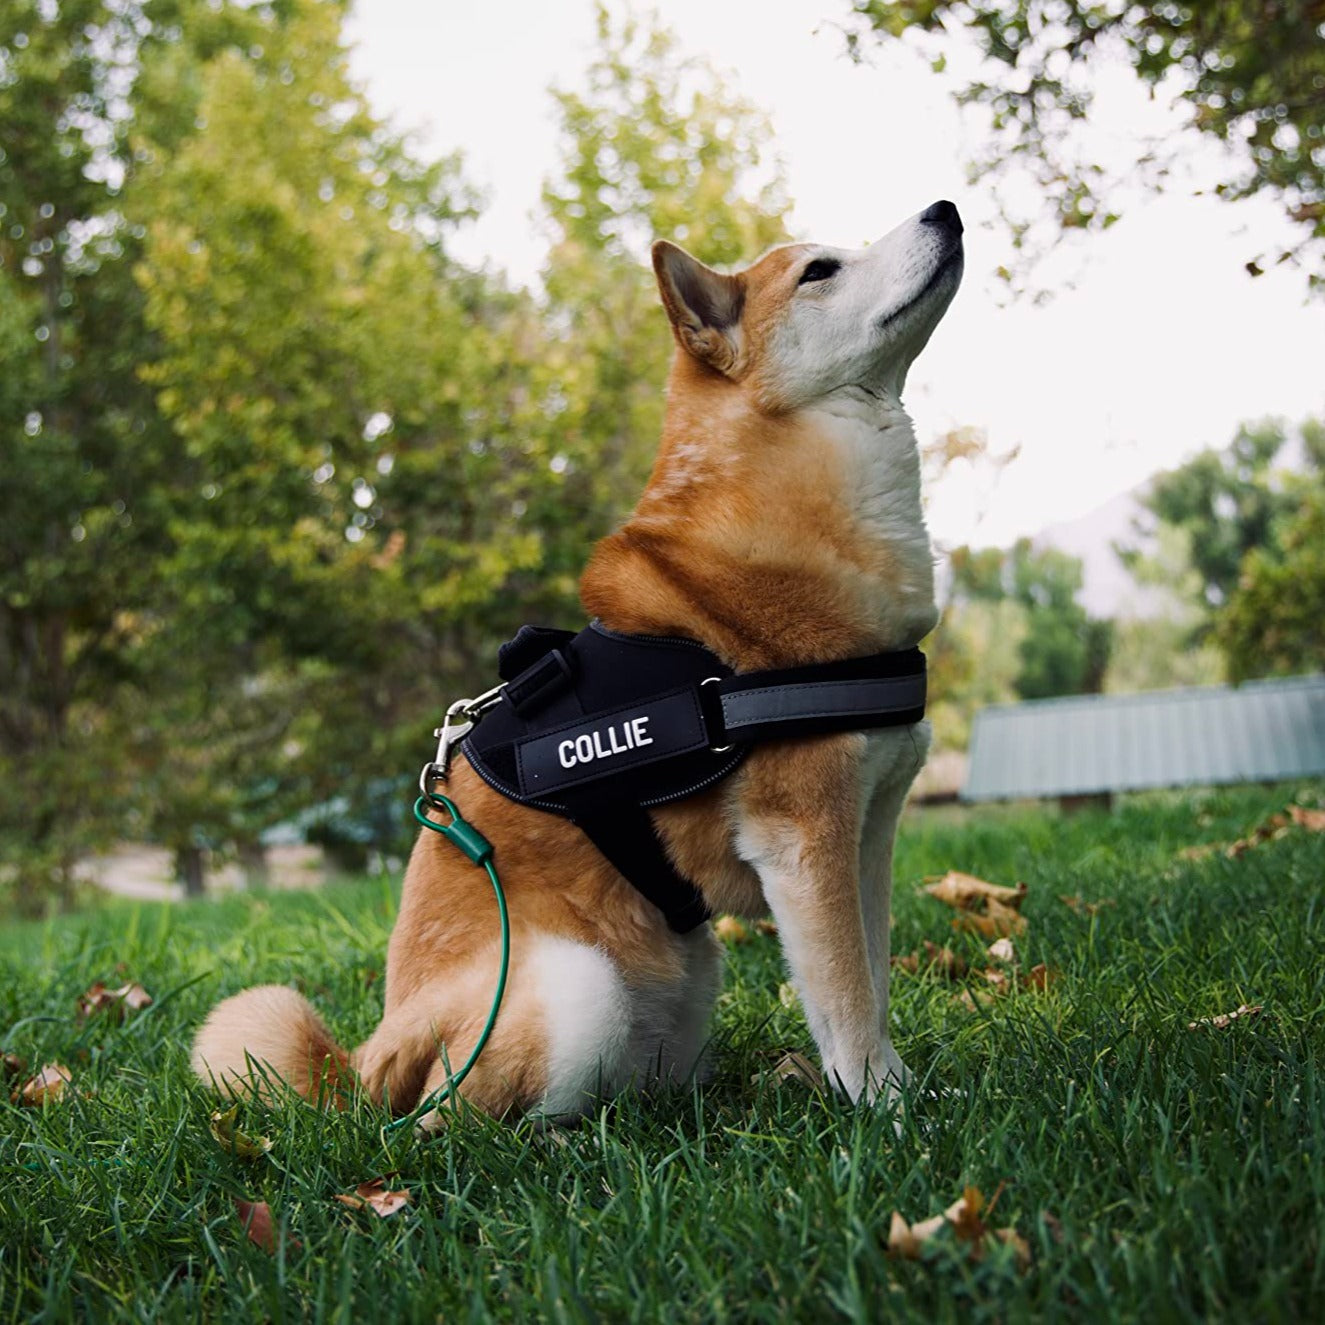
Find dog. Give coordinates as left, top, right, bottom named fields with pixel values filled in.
left=192, top=200, right=964, bottom=1121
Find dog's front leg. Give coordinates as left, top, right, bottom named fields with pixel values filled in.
left=735, top=737, right=899, bottom=1102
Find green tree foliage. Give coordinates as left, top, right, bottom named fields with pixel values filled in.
left=2, top=2, right=794, bottom=907
left=0, top=0, right=288, bottom=904
left=1119, top=416, right=1324, bottom=682
left=928, top=539, right=1111, bottom=746
left=1218, top=481, right=1325, bottom=681
left=848, top=1, right=1325, bottom=289
left=540, top=3, right=791, bottom=524
left=1127, top=419, right=1297, bottom=612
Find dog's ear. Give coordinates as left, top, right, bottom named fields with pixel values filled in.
left=651, top=241, right=745, bottom=375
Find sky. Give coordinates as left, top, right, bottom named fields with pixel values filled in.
left=343, top=0, right=1325, bottom=552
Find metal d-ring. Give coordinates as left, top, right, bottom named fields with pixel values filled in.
left=700, top=677, right=733, bottom=753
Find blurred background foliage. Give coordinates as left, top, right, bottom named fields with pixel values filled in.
left=2, top=0, right=1321, bottom=912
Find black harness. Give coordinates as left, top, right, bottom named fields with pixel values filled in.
left=459, top=622, right=927, bottom=933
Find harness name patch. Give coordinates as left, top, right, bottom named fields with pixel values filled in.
left=515, top=687, right=710, bottom=798
left=558, top=716, right=652, bottom=768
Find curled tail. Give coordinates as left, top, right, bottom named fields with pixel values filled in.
left=191, top=985, right=349, bottom=1104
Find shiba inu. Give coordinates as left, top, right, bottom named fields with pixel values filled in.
left=193, top=199, right=965, bottom=1120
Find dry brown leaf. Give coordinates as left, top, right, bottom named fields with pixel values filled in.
left=210, top=1106, right=273, bottom=1160
left=944, top=1186, right=988, bottom=1244
left=955, top=986, right=999, bottom=1013
left=890, top=952, right=920, bottom=975
left=994, top=1225, right=1033, bottom=1271
left=1187, top=1003, right=1263, bottom=1031
left=14, top=1062, right=71, bottom=1106
left=754, top=919, right=779, bottom=937
left=954, top=898, right=1027, bottom=938
left=1288, top=805, right=1325, bottom=832
left=1058, top=895, right=1116, bottom=916
left=923, top=872, right=1028, bottom=912
left=233, top=1199, right=297, bottom=1254
left=77, top=981, right=153, bottom=1021
left=889, top=1186, right=1028, bottom=1271
left=987, top=937, right=1017, bottom=964
left=1227, top=814, right=1291, bottom=857
left=1020, top=963, right=1057, bottom=992
left=714, top=915, right=749, bottom=945
left=887, top=1209, right=947, bottom=1259
left=922, top=940, right=969, bottom=979
left=756, top=1051, right=824, bottom=1090
left=1, top=1051, right=25, bottom=1082
left=334, top=1177, right=411, bottom=1219
left=980, top=967, right=1010, bottom=990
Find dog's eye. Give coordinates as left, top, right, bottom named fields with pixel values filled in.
left=798, top=258, right=841, bottom=286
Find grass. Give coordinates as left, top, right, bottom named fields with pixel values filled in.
left=2, top=783, right=1324, bottom=1323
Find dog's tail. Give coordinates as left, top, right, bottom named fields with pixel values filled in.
left=191, top=985, right=350, bottom=1104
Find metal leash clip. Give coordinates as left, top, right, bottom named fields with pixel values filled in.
left=418, top=683, right=506, bottom=794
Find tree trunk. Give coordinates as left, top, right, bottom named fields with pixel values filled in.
left=238, top=840, right=270, bottom=890
left=178, top=845, right=206, bottom=898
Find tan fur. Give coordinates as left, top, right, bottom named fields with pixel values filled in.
left=192, top=212, right=960, bottom=1118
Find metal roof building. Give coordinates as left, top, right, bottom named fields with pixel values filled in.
left=963, top=674, right=1325, bottom=803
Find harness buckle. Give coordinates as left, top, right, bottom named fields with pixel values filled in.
left=700, top=677, right=734, bottom=753
left=418, top=684, right=507, bottom=793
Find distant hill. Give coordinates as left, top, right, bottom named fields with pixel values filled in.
left=1028, top=488, right=1169, bottom=619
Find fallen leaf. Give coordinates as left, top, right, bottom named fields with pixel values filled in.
left=944, top=1186, right=988, bottom=1244
left=334, top=1177, right=411, bottom=1219
left=987, top=937, right=1017, bottom=964
left=955, top=986, right=999, bottom=1013
left=887, top=1209, right=947, bottom=1259
left=1226, top=814, right=1291, bottom=857
left=1058, top=895, right=1115, bottom=916
left=233, top=1199, right=297, bottom=1253
left=756, top=1051, right=824, bottom=1090
left=777, top=981, right=799, bottom=1010
left=1019, top=963, right=1057, bottom=992
left=209, top=1105, right=273, bottom=1160
left=888, top=1186, right=1028, bottom=1271
left=754, top=919, right=779, bottom=937
left=923, top=872, right=1027, bottom=912
left=1, top=1051, right=25, bottom=1081
left=1177, top=843, right=1219, bottom=862
left=922, top=940, right=968, bottom=979
left=714, top=915, right=749, bottom=945
left=890, top=952, right=920, bottom=975
left=78, top=981, right=153, bottom=1021
left=980, top=967, right=1010, bottom=990
left=1288, top=805, right=1325, bottom=832
left=954, top=898, right=1027, bottom=938
left=1187, top=1003, right=1263, bottom=1031
left=14, top=1062, right=71, bottom=1106
left=994, top=1225, right=1033, bottom=1270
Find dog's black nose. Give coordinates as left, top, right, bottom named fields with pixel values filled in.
left=920, top=199, right=963, bottom=235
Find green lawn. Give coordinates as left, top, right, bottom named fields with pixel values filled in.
left=3, top=784, right=1324, bottom=1323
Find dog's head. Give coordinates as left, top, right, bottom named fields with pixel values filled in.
left=652, top=201, right=963, bottom=410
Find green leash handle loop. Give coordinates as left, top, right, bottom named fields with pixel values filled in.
left=382, top=794, right=510, bottom=1133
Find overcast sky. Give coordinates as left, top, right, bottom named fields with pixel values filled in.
left=345, top=0, right=1325, bottom=550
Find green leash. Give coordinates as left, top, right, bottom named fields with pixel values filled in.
left=382, top=792, right=510, bottom=1133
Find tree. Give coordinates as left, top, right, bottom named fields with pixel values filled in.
left=1218, top=480, right=1325, bottom=681
left=539, top=4, right=792, bottom=532
left=0, top=0, right=288, bottom=907
left=848, top=1, right=1325, bottom=290
left=1006, top=541, right=1112, bottom=700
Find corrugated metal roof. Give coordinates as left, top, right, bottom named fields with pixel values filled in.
left=962, top=674, right=1325, bottom=801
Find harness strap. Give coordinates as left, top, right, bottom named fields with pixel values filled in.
left=714, top=651, right=927, bottom=745
left=574, top=806, right=711, bottom=933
